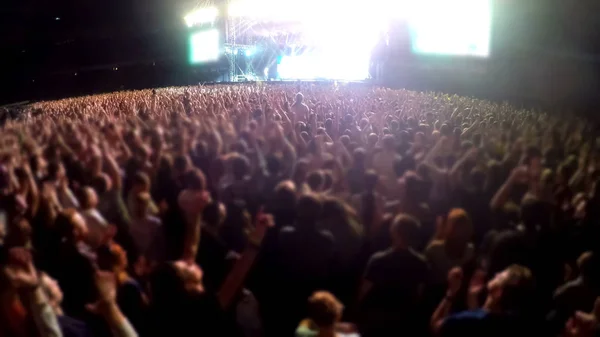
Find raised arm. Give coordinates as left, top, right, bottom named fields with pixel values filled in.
left=449, top=148, right=478, bottom=187
left=431, top=267, right=463, bottom=335
left=88, top=271, right=139, bottom=337
left=4, top=248, right=63, bottom=337
left=101, top=141, right=123, bottom=191
left=490, top=165, right=527, bottom=211
left=217, top=211, right=273, bottom=309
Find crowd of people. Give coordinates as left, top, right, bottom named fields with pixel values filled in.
left=1, top=82, right=600, bottom=337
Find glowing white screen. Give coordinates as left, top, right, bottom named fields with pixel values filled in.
left=189, top=29, right=220, bottom=64
left=409, top=0, right=491, bottom=57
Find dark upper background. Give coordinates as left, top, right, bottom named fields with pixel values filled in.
left=2, top=0, right=600, bottom=109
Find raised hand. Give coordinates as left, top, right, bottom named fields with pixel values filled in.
left=4, top=247, right=39, bottom=289
left=447, top=267, right=463, bottom=298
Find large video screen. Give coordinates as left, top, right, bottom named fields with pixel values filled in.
left=409, top=0, right=491, bottom=57
left=189, top=29, right=220, bottom=64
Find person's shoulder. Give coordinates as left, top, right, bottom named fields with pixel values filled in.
left=553, top=277, right=584, bottom=299
left=447, top=309, right=488, bottom=321
left=425, top=240, right=444, bottom=253
left=317, top=229, right=335, bottom=242
left=280, top=226, right=296, bottom=234
left=368, top=248, right=393, bottom=263
left=409, top=248, right=429, bottom=265
left=147, top=215, right=162, bottom=226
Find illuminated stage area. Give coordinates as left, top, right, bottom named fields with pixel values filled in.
left=184, top=0, right=491, bottom=82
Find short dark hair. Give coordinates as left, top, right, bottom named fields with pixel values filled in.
left=231, top=154, right=250, bottom=180
left=391, top=214, right=420, bottom=245
left=296, top=194, right=322, bottom=224
left=500, top=265, right=535, bottom=313
left=307, top=171, right=324, bottom=191
left=184, top=168, right=206, bottom=191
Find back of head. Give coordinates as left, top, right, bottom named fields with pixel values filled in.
left=296, top=194, right=322, bottom=226
left=266, top=154, right=282, bottom=175
left=446, top=208, right=472, bottom=244
left=578, top=251, right=600, bottom=285
left=499, top=264, right=535, bottom=314
left=174, top=155, right=191, bottom=175
left=231, top=154, right=250, bottom=180
left=79, top=186, right=98, bottom=210
left=382, top=134, right=395, bottom=151
left=202, top=202, right=225, bottom=228
left=520, top=195, right=545, bottom=230
left=390, top=214, right=420, bottom=248
left=306, top=291, right=343, bottom=329
left=150, top=263, right=186, bottom=309
left=91, top=174, right=111, bottom=195
left=184, top=168, right=206, bottom=191
left=306, top=171, right=324, bottom=192
left=353, top=148, right=366, bottom=166
left=364, top=170, right=379, bottom=192
left=132, top=171, right=151, bottom=191
left=273, top=180, right=297, bottom=210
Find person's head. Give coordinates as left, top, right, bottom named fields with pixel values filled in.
left=89, top=154, right=103, bottom=175
left=306, top=291, right=344, bottom=329
left=578, top=251, right=600, bottom=285
left=292, top=160, right=310, bottom=185
left=295, top=93, right=304, bottom=103
left=445, top=208, right=472, bottom=245
left=131, top=171, right=151, bottom=194
left=150, top=261, right=204, bottom=309
left=322, top=198, right=348, bottom=226
left=47, top=161, right=65, bottom=181
left=390, top=214, right=420, bottom=249
left=132, top=191, right=151, bottom=218
left=382, top=134, right=395, bottom=151
left=364, top=170, right=379, bottom=192
left=97, top=241, right=129, bottom=276
left=486, top=264, right=535, bottom=314
left=266, top=154, right=282, bottom=176
left=368, top=133, right=379, bottom=148
left=91, top=173, right=112, bottom=195
left=307, top=171, right=324, bottom=192
left=202, top=201, right=226, bottom=229
left=173, top=154, right=191, bottom=176
left=296, top=194, right=322, bottom=226
left=520, top=195, right=546, bottom=230
left=522, top=145, right=542, bottom=179
left=231, top=154, right=250, bottom=180
left=272, top=180, right=297, bottom=211
left=79, top=186, right=99, bottom=210
left=184, top=168, right=206, bottom=191
left=469, top=168, right=486, bottom=191
left=353, top=148, right=367, bottom=168
left=55, top=208, right=88, bottom=242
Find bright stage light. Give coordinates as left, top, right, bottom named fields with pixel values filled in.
left=245, top=49, right=254, bottom=57
left=189, top=29, right=220, bottom=64
left=409, top=0, right=491, bottom=57
left=184, top=7, right=218, bottom=27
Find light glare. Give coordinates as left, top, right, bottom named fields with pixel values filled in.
left=184, top=7, right=219, bottom=27
left=189, top=29, right=220, bottom=64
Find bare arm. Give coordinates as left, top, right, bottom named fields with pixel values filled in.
left=217, top=213, right=273, bottom=309
left=490, top=166, right=526, bottom=211
left=431, top=268, right=462, bottom=335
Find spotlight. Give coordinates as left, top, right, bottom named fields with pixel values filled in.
left=245, top=49, right=254, bottom=57
left=184, top=7, right=219, bottom=27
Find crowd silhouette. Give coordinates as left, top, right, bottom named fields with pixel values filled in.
left=1, top=82, right=600, bottom=337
